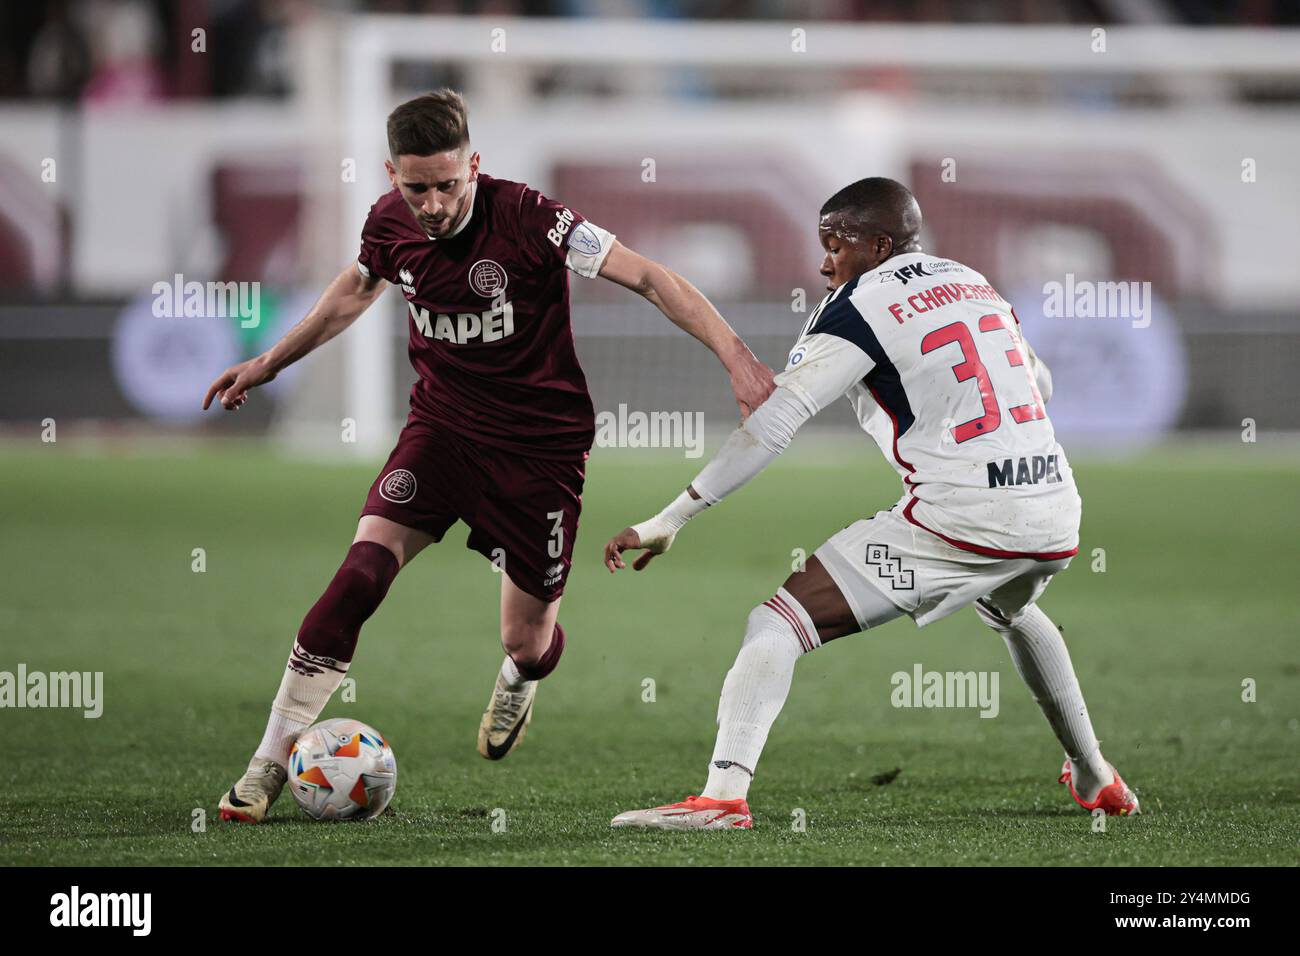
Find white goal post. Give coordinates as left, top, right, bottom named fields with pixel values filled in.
left=290, top=14, right=1300, bottom=457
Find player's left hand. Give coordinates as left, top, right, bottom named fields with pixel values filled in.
left=728, top=352, right=776, bottom=419
left=604, top=526, right=672, bottom=573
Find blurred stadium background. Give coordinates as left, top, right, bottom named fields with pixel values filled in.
left=2, top=1, right=1299, bottom=453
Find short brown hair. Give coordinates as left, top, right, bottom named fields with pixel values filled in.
left=386, top=88, right=470, bottom=158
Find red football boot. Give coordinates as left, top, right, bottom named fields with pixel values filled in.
left=1059, top=759, right=1140, bottom=816
left=610, top=795, right=753, bottom=830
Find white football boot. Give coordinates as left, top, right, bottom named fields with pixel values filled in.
left=218, top=758, right=288, bottom=824
left=477, top=672, right=537, bottom=760
left=611, top=795, right=753, bottom=830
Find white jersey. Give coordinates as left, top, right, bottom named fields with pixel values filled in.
left=774, top=252, right=1081, bottom=559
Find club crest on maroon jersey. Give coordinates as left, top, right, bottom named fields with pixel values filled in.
left=379, top=468, right=418, bottom=503
left=469, top=259, right=508, bottom=298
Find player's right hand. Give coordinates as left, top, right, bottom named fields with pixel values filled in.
left=203, top=356, right=277, bottom=411
left=728, top=351, right=776, bottom=420
left=603, top=524, right=675, bottom=573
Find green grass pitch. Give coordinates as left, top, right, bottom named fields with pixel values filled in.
left=1, top=438, right=1296, bottom=865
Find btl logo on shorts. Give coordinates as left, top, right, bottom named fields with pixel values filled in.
left=379, top=469, right=417, bottom=504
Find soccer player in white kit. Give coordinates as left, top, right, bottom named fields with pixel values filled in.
left=603, top=177, right=1139, bottom=830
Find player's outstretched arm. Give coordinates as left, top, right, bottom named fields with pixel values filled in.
left=597, top=241, right=775, bottom=418
left=202, top=263, right=386, bottom=411
left=605, top=320, right=877, bottom=573
left=603, top=384, right=815, bottom=573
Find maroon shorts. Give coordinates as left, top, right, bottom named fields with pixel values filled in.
left=360, top=418, right=586, bottom=601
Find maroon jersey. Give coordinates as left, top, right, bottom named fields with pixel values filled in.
left=356, top=174, right=612, bottom=459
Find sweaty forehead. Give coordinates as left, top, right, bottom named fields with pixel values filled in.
left=819, top=210, right=871, bottom=244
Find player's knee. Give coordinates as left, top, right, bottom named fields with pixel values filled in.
left=297, top=542, right=400, bottom=658
left=501, top=618, right=542, bottom=661
left=507, top=622, right=566, bottom=680
left=354, top=516, right=430, bottom=568
left=744, top=602, right=781, bottom=643
left=745, top=593, right=821, bottom=653
left=337, top=542, right=400, bottom=610
left=975, top=597, right=1015, bottom=630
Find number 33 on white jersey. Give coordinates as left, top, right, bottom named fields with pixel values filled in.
left=776, top=252, right=1081, bottom=560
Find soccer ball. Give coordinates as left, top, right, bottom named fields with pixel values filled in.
left=288, top=718, right=396, bottom=821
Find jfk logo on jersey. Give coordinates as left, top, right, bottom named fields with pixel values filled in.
left=881, top=262, right=932, bottom=285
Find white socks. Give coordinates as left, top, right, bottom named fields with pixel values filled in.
left=254, top=642, right=351, bottom=768
left=702, top=590, right=820, bottom=801
left=704, top=761, right=755, bottom=801
left=700, top=593, right=1111, bottom=806
left=254, top=710, right=309, bottom=769
left=499, top=655, right=527, bottom=692
left=977, top=601, right=1111, bottom=799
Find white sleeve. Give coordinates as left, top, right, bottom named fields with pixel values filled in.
left=774, top=331, right=877, bottom=418
left=692, top=307, right=877, bottom=504
left=691, top=386, right=815, bottom=504
left=565, top=220, right=616, bottom=278
left=635, top=295, right=880, bottom=532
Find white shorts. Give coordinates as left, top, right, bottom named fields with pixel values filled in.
left=813, top=508, right=1072, bottom=629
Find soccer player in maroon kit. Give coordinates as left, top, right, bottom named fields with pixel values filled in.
left=204, top=89, right=774, bottom=822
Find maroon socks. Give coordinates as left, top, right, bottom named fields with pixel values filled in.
left=514, top=622, right=566, bottom=681
left=293, top=541, right=400, bottom=669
